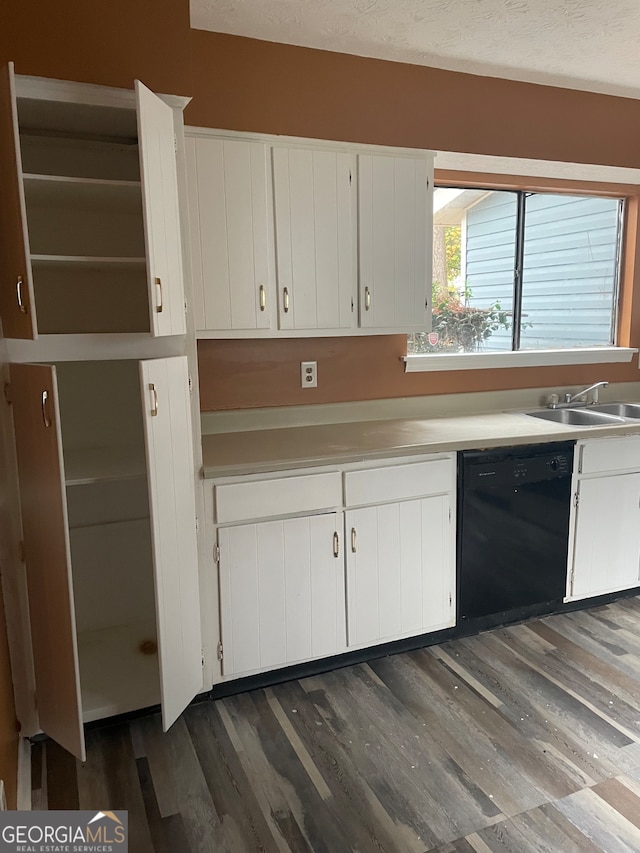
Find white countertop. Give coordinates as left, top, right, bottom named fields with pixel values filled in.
left=201, top=408, right=640, bottom=478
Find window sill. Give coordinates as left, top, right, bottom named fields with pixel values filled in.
left=403, top=347, right=638, bottom=373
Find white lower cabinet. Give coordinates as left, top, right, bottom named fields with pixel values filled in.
left=568, top=437, right=640, bottom=601
left=217, top=513, right=346, bottom=677
left=10, top=356, right=201, bottom=760
left=345, top=495, right=453, bottom=648
left=569, top=471, right=640, bottom=600
left=212, top=453, right=456, bottom=682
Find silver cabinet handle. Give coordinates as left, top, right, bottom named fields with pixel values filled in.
left=41, top=390, right=51, bottom=428
left=155, top=277, right=163, bottom=313
left=17, top=276, right=27, bottom=313
left=364, top=286, right=371, bottom=311
left=351, top=527, right=357, bottom=553
left=333, top=531, right=340, bottom=558
left=283, top=287, right=290, bottom=313
left=259, top=284, right=266, bottom=312
left=149, top=383, right=158, bottom=417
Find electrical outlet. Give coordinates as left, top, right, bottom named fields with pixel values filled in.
left=301, top=361, right=317, bottom=388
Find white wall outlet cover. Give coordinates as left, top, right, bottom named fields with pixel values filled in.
left=300, top=361, right=318, bottom=388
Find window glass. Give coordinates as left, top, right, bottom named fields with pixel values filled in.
left=519, top=194, right=620, bottom=349
left=408, top=186, right=622, bottom=355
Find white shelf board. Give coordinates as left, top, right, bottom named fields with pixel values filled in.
left=7, top=333, right=186, bottom=362
left=23, top=173, right=143, bottom=211
left=64, top=445, right=146, bottom=486
left=78, top=622, right=160, bottom=723
left=31, top=254, right=146, bottom=271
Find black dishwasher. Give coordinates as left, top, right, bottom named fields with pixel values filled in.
left=458, top=441, right=574, bottom=624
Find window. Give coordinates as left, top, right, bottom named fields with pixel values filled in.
left=409, top=187, right=624, bottom=356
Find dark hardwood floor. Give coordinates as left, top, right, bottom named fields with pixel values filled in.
left=33, top=597, right=640, bottom=852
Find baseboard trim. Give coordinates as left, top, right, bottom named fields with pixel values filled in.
left=17, top=737, right=31, bottom=810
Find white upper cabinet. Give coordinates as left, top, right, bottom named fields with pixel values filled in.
left=186, top=137, right=273, bottom=333
left=272, top=146, right=356, bottom=331
left=0, top=63, right=37, bottom=339
left=0, top=65, right=188, bottom=338
left=136, top=81, right=186, bottom=337
left=358, top=152, right=432, bottom=331
left=186, top=129, right=433, bottom=338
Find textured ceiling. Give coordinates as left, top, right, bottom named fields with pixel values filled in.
left=190, top=0, right=640, bottom=98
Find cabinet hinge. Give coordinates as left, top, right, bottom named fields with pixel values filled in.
left=188, top=374, right=193, bottom=393
left=351, top=297, right=354, bottom=312
left=427, top=177, right=430, bottom=189
left=3, top=383, right=11, bottom=405
left=214, top=544, right=220, bottom=564
left=184, top=299, right=188, bottom=315
left=449, top=592, right=452, bottom=606
left=174, top=135, right=178, bottom=154
left=217, top=642, right=223, bottom=662
left=201, top=647, right=206, bottom=668
left=349, top=170, right=352, bottom=185
left=569, top=563, right=576, bottom=594
left=448, top=507, right=452, bottom=522
left=573, top=492, right=579, bottom=508
left=195, top=515, right=199, bottom=532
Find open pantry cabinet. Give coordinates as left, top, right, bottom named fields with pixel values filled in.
left=9, top=356, right=201, bottom=760
left=0, top=62, right=186, bottom=339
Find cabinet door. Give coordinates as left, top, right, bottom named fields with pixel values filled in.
left=139, top=356, right=201, bottom=729
left=136, top=81, right=186, bottom=337
left=186, top=137, right=273, bottom=332
left=0, top=63, right=37, bottom=339
left=346, top=496, right=453, bottom=648
left=570, top=474, right=640, bottom=599
left=358, top=153, right=431, bottom=331
left=10, top=363, right=85, bottom=760
left=218, top=513, right=345, bottom=677
left=273, top=146, right=356, bottom=330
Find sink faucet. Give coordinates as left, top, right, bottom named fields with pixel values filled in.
left=562, top=381, right=609, bottom=406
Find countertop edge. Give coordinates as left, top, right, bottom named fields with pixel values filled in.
left=201, top=412, right=640, bottom=479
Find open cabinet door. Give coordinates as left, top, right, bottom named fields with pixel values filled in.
left=10, top=364, right=85, bottom=760
left=136, top=80, right=186, bottom=338
left=139, top=356, right=201, bottom=730
left=0, top=63, right=37, bottom=339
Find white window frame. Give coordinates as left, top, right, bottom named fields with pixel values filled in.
left=405, top=151, right=640, bottom=373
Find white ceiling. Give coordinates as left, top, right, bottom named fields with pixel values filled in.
left=190, top=0, right=640, bottom=99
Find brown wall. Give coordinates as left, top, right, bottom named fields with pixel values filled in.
left=0, top=0, right=191, bottom=93
left=197, top=337, right=638, bottom=411
left=187, top=31, right=640, bottom=168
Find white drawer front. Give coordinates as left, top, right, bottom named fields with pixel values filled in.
left=216, top=471, right=342, bottom=523
left=580, top=436, right=640, bottom=474
left=344, top=458, right=453, bottom=507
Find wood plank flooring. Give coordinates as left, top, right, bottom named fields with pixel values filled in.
left=33, top=597, right=640, bottom=852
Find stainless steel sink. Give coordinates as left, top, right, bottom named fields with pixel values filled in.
left=526, top=408, right=627, bottom=426
left=593, top=402, right=640, bottom=419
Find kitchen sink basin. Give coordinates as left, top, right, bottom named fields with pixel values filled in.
left=593, top=402, right=640, bottom=418
left=526, top=408, right=627, bottom=426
